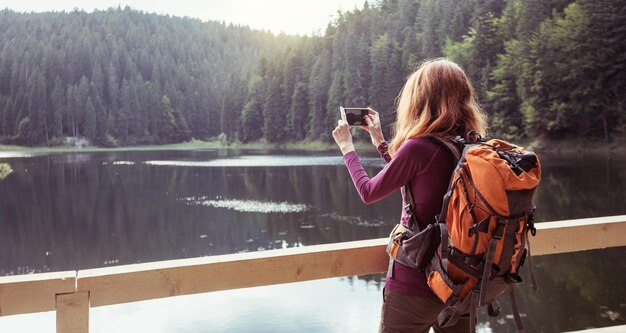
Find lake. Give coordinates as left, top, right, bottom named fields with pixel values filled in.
left=0, top=147, right=625, bottom=332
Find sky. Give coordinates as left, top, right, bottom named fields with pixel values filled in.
left=0, top=0, right=365, bottom=35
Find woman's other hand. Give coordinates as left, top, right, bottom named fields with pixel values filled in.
left=332, top=119, right=355, bottom=155
left=359, top=107, right=385, bottom=148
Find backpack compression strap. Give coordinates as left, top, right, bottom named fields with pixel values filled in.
left=402, top=183, right=419, bottom=232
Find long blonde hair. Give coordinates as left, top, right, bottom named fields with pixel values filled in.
left=389, top=58, right=487, bottom=155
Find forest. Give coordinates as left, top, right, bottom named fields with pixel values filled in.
left=0, top=0, right=624, bottom=146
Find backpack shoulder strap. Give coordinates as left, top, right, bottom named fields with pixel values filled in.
left=426, top=135, right=463, bottom=163
left=401, top=135, right=473, bottom=231
left=426, top=135, right=469, bottom=225
left=401, top=135, right=460, bottom=232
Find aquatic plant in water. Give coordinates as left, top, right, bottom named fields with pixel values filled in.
left=180, top=196, right=310, bottom=214
left=0, top=163, right=13, bottom=180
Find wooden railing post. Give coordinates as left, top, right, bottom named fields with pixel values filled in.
left=56, top=292, right=89, bottom=333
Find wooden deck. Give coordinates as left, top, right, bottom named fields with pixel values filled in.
left=0, top=215, right=625, bottom=332
left=566, top=325, right=626, bottom=332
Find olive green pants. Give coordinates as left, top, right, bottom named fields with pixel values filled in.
left=379, top=289, right=471, bottom=333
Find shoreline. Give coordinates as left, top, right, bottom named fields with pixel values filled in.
left=0, top=139, right=375, bottom=154
left=1, top=138, right=624, bottom=156
left=524, top=138, right=626, bottom=156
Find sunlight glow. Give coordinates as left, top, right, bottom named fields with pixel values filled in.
left=0, top=0, right=364, bottom=35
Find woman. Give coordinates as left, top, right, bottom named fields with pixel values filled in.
left=332, top=58, right=487, bottom=333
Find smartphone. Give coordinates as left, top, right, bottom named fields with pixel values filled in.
left=342, top=107, right=369, bottom=126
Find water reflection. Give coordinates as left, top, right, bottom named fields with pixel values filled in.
left=534, top=155, right=625, bottom=221
left=0, top=149, right=396, bottom=274
left=0, top=149, right=624, bottom=332
left=507, top=247, right=626, bottom=332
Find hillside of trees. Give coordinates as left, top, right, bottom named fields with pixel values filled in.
left=0, top=7, right=297, bottom=146
left=0, top=0, right=624, bottom=147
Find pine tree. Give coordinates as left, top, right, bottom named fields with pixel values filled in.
left=24, top=66, right=47, bottom=144
left=127, top=77, right=143, bottom=141
left=219, top=73, right=245, bottom=142
left=369, top=33, right=391, bottom=111
left=524, top=3, right=593, bottom=137
left=84, top=97, right=96, bottom=140
left=0, top=46, right=13, bottom=95
left=486, top=40, right=523, bottom=140
left=172, top=106, right=192, bottom=143
left=50, top=76, right=65, bottom=140
left=307, top=51, right=331, bottom=140
left=325, top=71, right=344, bottom=142
left=289, top=81, right=310, bottom=141
left=76, top=76, right=90, bottom=138
left=240, top=75, right=265, bottom=142
left=118, top=79, right=131, bottom=142
left=157, top=95, right=177, bottom=143
left=579, top=0, right=626, bottom=141
left=263, top=75, right=286, bottom=143
left=1, top=99, right=13, bottom=138
left=89, top=83, right=108, bottom=145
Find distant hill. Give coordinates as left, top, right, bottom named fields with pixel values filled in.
left=0, top=1, right=624, bottom=147
left=0, top=7, right=295, bottom=146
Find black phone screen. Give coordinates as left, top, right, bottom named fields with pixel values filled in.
left=343, top=108, right=369, bottom=126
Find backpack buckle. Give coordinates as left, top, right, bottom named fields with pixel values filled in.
left=487, top=301, right=501, bottom=317
left=465, top=130, right=482, bottom=142
left=527, top=212, right=537, bottom=236
left=493, top=218, right=506, bottom=240
left=468, top=225, right=477, bottom=237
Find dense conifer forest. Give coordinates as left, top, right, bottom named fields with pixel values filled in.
left=0, top=0, right=624, bottom=146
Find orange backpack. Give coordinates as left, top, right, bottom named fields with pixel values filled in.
left=386, top=132, right=541, bottom=332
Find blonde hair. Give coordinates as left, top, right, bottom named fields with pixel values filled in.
left=389, top=58, right=487, bottom=155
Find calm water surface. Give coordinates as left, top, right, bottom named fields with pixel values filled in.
left=0, top=148, right=624, bottom=332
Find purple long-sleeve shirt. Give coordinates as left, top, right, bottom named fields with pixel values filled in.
left=342, top=137, right=455, bottom=298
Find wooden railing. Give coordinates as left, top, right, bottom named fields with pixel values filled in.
left=1, top=215, right=625, bottom=332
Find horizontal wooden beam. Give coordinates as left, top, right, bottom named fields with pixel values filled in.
left=77, top=238, right=389, bottom=307
left=1, top=215, right=625, bottom=316
left=77, top=215, right=626, bottom=307
left=0, top=271, right=75, bottom=316
left=533, top=215, right=626, bottom=255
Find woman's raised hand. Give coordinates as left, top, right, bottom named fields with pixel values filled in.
left=332, top=119, right=355, bottom=156
left=359, top=107, right=385, bottom=148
